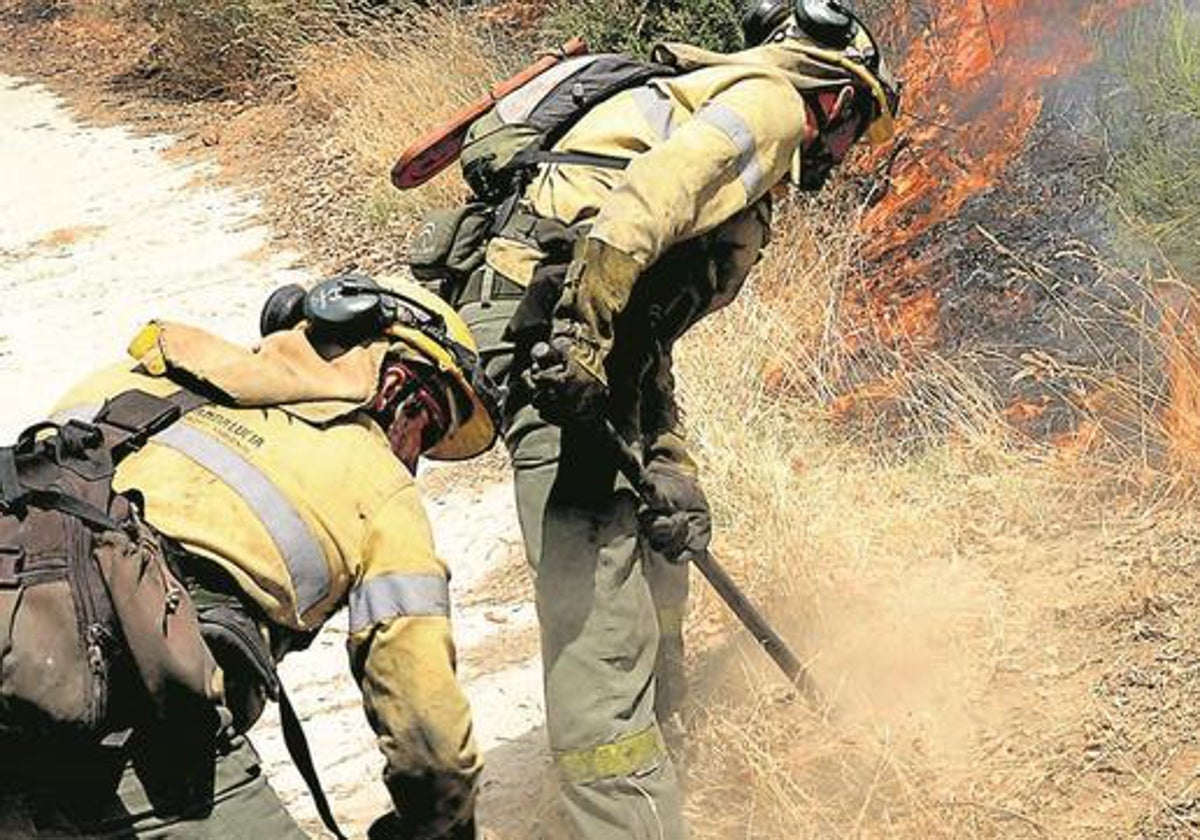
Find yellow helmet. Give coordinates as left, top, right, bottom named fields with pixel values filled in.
left=259, top=273, right=500, bottom=461
left=795, top=25, right=901, bottom=146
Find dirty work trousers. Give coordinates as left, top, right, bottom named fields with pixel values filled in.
left=506, top=402, right=689, bottom=840
left=0, top=735, right=308, bottom=839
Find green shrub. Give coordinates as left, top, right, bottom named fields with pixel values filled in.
left=542, top=0, right=742, bottom=57
left=1107, top=1, right=1200, bottom=280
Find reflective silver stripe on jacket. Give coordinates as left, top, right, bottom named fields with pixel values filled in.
left=52, top=405, right=100, bottom=425
left=695, top=102, right=767, bottom=198
left=53, top=403, right=331, bottom=616
left=154, top=423, right=330, bottom=614
left=348, top=573, right=450, bottom=633
left=631, top=86, right=674, bottom=141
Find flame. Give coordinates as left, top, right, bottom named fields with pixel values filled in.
left=831, top=0, right=1151, bottom=445
left=829, top=377, right=905, bottom=423
left=865, top=0, right=1140, bottom=262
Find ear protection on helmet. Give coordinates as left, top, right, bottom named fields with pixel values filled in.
left=259, top=272, right=502, bottom=419
left=260, top=273, right=419, bottom=344
left=259, top=283, right=308, bottom=338
left=741, top=0, right=792, bottom=47
left=742, top=0, right=860, bottom=49
left=792, top=0, right=858, bottom=49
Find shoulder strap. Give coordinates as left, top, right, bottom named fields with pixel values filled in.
left=527, top=149, right=632, bottom=170
left=93, top=387, right=211, bottom=463
left=0, top=447, right=21, bottom=508
left=0, top=387, right=211, bottom=521
left=279, top=684, right=348, bottom=839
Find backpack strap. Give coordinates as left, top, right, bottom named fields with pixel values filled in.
left=0, top=388, right=212, bottom=523
left=526, top=149, right=632, bottom=170
left=0, top=447, right=21, bottom=508
left=92, top=387, right=210, bottom=462
left=23, top=487, right=124, bottom=531
left=279, top=686, right=348, bottom=840
left=178, top=546, right=349, bottom=840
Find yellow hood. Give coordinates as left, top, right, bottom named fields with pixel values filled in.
left=128, top=321, right=390, bottom=425
left=654, top=28, right=897, bottom=146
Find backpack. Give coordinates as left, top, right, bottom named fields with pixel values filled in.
left=0, top=388, right=219, bottom=745
left=408, top=53, right=677, bottom=290
left=457, top=52, right=677, bottom=202
left=404, top=52, right=678, bottom=386
left=0, top=387, right=349, bottom=836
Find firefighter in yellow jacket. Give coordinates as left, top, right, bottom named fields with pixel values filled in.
left=430, top=2, right=902, bottom=837
left=20, top=275, right=499, bottom=839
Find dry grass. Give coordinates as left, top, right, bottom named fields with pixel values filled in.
left=123, top=8, right=525, bottom=272
left=6, top=5, right=522, bottom=266
left=667, top=192, right=1200, bottom=838
left=112, top=0, right=344, bottom=97
left=0, top=0, right=70, bottom=21
left=292, top=14, right=519, bottom=225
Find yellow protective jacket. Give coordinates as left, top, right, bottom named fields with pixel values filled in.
left=529, top=61, right=802, bottom=270
left=53, top=323, right=480, bottom=829
left=486, top=56, right=804, bottom=291
left=485, top=53, right=807, bottom=463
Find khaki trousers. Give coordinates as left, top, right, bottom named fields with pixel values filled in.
left=506, top=402, right=688, bottom=840
left=0, top=735, right=307, bottom=839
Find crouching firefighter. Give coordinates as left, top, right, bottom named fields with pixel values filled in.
left=0, top=274, right=501, bottom=839
left=397, top=1, right=901, bottom=836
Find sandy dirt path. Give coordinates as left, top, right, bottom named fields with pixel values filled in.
left=0, top=74, right=545, bottom=837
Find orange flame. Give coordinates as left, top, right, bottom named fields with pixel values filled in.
left=865, top=0, right=1140, bottom=262
left=832, top=0, right=1148, bottom=434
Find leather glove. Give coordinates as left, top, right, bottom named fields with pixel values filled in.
left=638, top=459, right=711, bottom=565
left=522, top=239, right=642, bottom=426
left=523, top=324, right=609, bottom=427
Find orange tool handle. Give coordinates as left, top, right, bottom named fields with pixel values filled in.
left=391, top=37, right=588, bottom=190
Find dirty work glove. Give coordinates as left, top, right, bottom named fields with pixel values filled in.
left=638, top=459, right=711, bottom=564
left=524, top=325, right=609, bottom=427
left=523, top=238, right=643, bottom=426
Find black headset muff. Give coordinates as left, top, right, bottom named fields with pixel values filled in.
left=792, top=0, right=858, bottom=49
